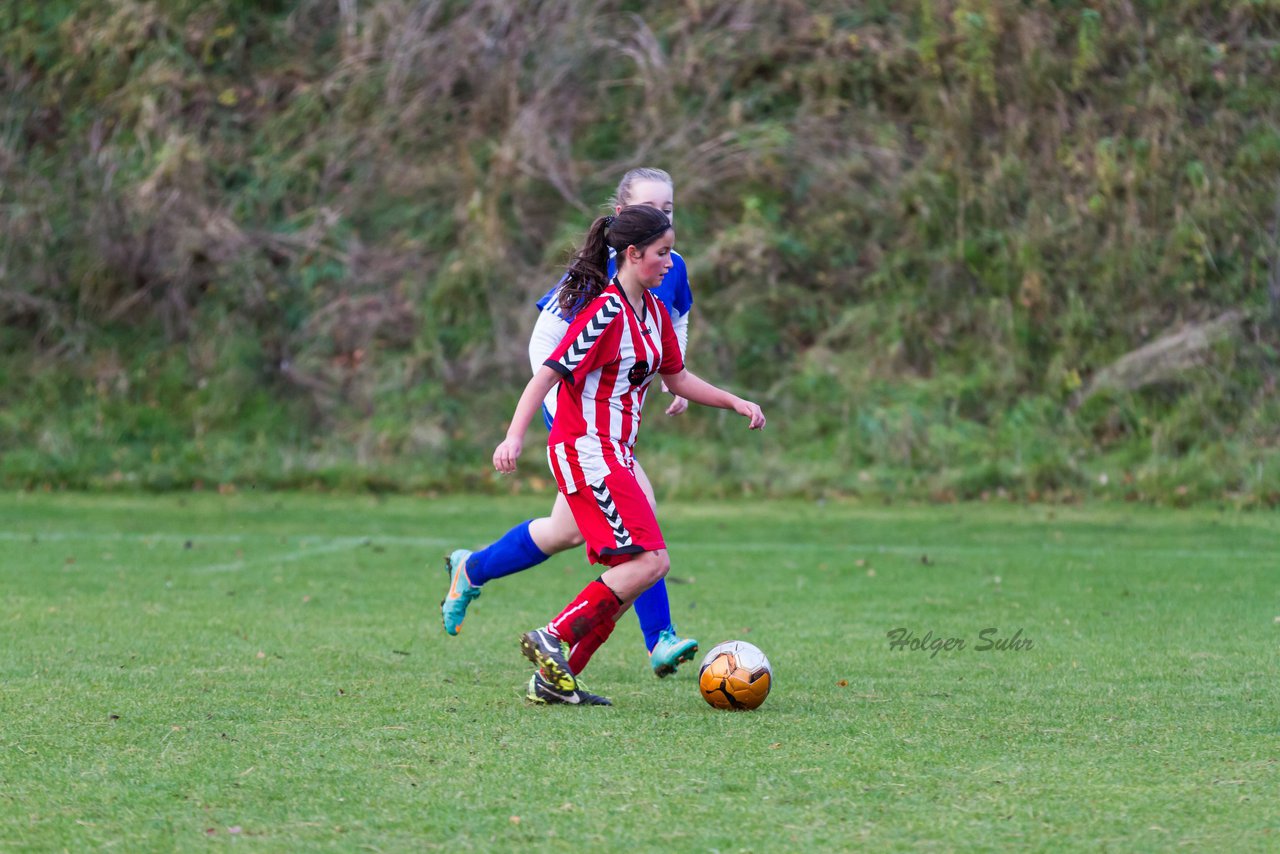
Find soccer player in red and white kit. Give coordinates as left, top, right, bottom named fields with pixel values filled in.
left=493, top=205, right=766, bottom=706
left=440, top=168, right=700, bottom=680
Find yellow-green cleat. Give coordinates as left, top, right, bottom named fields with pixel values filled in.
left=520, top=628, right=576, bottom=691
left=440, top=549, right=479, bottom=636
left=525, top=671, right=611, bottom=706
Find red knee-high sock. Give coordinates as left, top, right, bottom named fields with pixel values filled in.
left=568, top=615, right=618, bottom=675
left=547, top=579, right=621, bottom=647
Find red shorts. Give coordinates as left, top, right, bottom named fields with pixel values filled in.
left=564, top=468, right=665, bottom=566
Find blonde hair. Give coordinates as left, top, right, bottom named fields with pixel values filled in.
left=612, top=167, right=673, bottom=208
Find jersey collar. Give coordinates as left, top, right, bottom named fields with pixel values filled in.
left=609, top=278, right=651, bottom=334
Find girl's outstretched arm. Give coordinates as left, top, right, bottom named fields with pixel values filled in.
left=494, top=365, right=561, bottom=472
left=662, top=369, right=765, bottom=430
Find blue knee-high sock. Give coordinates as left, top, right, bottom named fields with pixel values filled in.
left=466, top=520, right=550, bottom=586
left=634, top=578, right=673, bottom=651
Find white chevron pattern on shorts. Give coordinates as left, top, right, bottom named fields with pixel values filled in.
left=590, top=480, right=633, bottom=549
left=560, top=295, right=622, bottom=371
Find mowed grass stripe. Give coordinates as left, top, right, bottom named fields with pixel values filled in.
left=1, top=528, right=1274, bottom=561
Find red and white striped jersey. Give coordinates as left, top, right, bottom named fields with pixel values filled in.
left=543, top=282, right=684, bottom=493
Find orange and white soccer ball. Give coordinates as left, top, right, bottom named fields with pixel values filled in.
left=697, top=640, right=772, bottom=710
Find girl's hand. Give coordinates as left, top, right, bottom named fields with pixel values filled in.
left=735, top=399, right=766, bottom=430
left=660, top=380, right=688, bottom=416
left=493, top=436, right=524, bottom=473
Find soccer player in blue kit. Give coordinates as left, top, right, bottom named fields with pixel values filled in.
left=440, top=168, right=701, bottom=686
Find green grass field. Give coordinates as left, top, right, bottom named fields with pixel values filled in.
left=2, top=492, right=1278, bottom=851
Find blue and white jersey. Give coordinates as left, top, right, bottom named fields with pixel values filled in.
left=530, top=250, right=692, bottom=428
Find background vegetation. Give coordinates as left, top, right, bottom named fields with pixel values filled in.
left=3, top=0, right=1279, bottom=504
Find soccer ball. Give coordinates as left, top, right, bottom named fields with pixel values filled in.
left=697, top=640, right=772, bottom=710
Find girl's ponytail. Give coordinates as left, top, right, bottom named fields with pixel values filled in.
left=557, top=205, right=671, bottom=316
left=558, top=216, right=612, bottom=316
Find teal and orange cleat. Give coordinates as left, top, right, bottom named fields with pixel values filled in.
left=440, top=549, right=479, bottom=636
left=525, top=671, right=612, bottom=706
left=649, top=627, right=698, bottom=678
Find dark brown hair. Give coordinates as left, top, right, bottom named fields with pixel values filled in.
left=557, top=205, right=672, bottom=316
